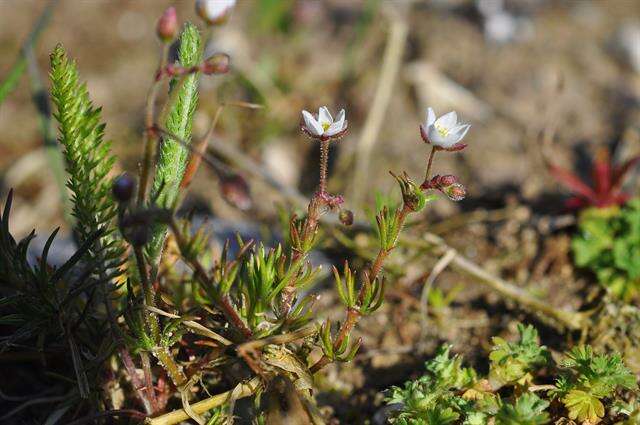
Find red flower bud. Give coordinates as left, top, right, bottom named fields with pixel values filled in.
left=156, top=7, right=178, bottom=42
left=202, top=53, right=230, bottom=75
left=437, top=175, right=458, bottom=186
left=220, top=174, right=251, bottom=211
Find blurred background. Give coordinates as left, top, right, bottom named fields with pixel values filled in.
left=1, top=0, right=639, bottom=239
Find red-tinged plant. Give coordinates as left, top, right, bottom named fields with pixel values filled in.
left=548, top=147, right=640, bottom=210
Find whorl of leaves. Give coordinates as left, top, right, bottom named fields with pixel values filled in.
left=49, top=44, right=123, bottom=281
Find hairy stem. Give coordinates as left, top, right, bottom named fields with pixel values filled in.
left=318, top=140, right=330, bottom=195
left=154, top=348, right=187, bottom=387
left=134, top=247, right=160, bottom=340
left=311, top=204, right=412, bottom=373
left=422, top=147, right=436, bottom=187
left=148, top=23, right=202, bottom=265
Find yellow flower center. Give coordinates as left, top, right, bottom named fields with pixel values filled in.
left=435, top=123, right=449, bottom=137
left=322, top=122, right=331, bottom=131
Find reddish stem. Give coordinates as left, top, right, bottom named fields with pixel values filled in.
left=140, top=352, right=158, bottom=413
left=137, top=43, right=169, bottom=205
left=310, top=204, right=411, bottom=373
left=318, top=140, right=330, bottom=195
left=119, top=348, right=154, bottom=414
left=421, top=147, right=436, bottom=188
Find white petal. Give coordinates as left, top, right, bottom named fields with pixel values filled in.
left=450, top=124, right=471, bottom=143
left=326, top=121, right=346, bottom=136
left=318, top=106, right=333, bottom=126
left=426, top=107, right=436, bottom=126
left=302, top=110, right=323, bottom=136
left=325, top=109, right=346, bottom=135
left=436, top=111, right=458, bottom=130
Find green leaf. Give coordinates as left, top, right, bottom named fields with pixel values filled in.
left=148, top=22, right=203, bottom=263
left=613, top=240, right=640, bottom=279
left=572, top=199, right=640, bottom=299
left=489, top=324, right=549, bottom=387
left=422, top=407, right=459, bottom=424
left=425, top=345, right=476, bottom=389
left=49, top=44, right=124, bottom=282
left=495, top=393, right=550, bottom=425
left=563, top=389, right=604, bottom=423
left=560, top=345, right=637, bottom=398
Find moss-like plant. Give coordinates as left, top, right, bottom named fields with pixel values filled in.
left=386, top=324, right=638, bottom=424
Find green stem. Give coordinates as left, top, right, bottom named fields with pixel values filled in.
left=134, top=247, right=160, bottom=340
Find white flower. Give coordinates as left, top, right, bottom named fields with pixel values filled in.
left=301, top=106, right=348, bottom=140
left=420, top=107, right=470, bottom=149
left=196, top=0, right=236, bottom=25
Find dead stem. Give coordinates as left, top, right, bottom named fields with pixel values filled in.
left=140, top=352, right=159, bottom=412
left=145, top=377, right=262, bottom=425
left=119, top=347, right=154, bottom=414
left=405, top=232, right=588, bottom=330
left=179, top=105, right=225, bottom=190
left=137, top=43, right=169, bottom=205
left=350, top=6, right=408, bottom=205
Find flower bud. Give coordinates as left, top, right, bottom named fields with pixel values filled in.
left=202, top=53, right=230, bottom=75
left=443, top=182, right=466, bottom=201
left=220, top=174, right=251, bottom=211
left=112, top=173, right=135, bottom=203
left=422, top=174, right=460, bottom=191
left=196, top=0, right=236, bottom=26
left=156, top=6, right=178, bottom=42
left=392, top=171, right=427, bottom=212
left=437, top=175, right=458, bottom=186
left=339, top=209, right=354, bottom=226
